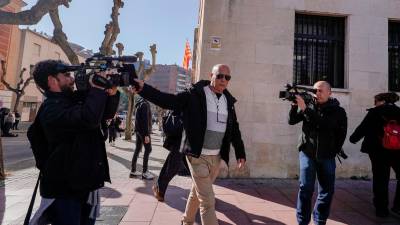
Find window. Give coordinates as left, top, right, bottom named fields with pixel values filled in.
left=389, top=21, right=400, bottom=92
left=294, top=14, right=345, bottom=88
left=33, top=43, right=41, bottom=57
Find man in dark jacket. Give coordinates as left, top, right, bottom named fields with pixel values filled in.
left=288, top=81, right=347, bottom=225
left=133, top=64, right=246, bottom=225
left=30, top=59, right=120, bottom=225
left=130, top=96, right=154, bottom=180
left=152, top=109, right=188, bottom=202
left=350, top=92, right=400, bottom=218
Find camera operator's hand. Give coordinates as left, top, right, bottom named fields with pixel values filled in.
left=144, top=136, right=150, bottom=144
left=106, top=86, right=118, bottom=96
left=295, top=95, right=307, bottom=111
left=89, top=72, right=107, bottom=90
left=128, top=79, right=144, bottom=94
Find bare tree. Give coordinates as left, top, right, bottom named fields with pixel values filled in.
left=49, top=8, right=79, bottom=64
left=100, top=0, right=124, bottom=56
left=0, top=60, right=34, bottom=112
left=123, top=45, right=157, bottom=140
left=0, top=0, right=71, bottom=25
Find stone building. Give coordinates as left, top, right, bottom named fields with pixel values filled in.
left=147, top=64, right=191, bottom=94
left=0, top=0, right=26, bottom=109
left=193, top=0, right=400, bottom=178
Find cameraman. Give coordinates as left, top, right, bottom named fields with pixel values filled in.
left=288, top=81, right=347, bottom=225
left=30, top=59, right=120, bottom=225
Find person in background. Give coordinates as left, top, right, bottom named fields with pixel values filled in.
left=130, top=96, right=154, bottom=180
left=350, top=92, right=400, bottom=218
left=13, top=111, right=21, bottom=130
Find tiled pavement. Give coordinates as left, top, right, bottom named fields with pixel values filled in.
left=1, top=129, right=400, bottom=225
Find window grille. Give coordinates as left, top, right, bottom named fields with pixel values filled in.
left=389, top=21, right=400, bottom=92
left=294, top=14, right=345, bottom=88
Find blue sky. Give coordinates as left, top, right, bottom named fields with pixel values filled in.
left=22, top=0, right=199, bottom=65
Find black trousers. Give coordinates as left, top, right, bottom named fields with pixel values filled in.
left=131, top=133, right=152, bottom=173
left=46, top=198, right=95, bottom=225
left=108, top=128, right=116, bottom=143
left=157, top=150, right=185, bottom=194
left=369, top=150, right=400, bottom=211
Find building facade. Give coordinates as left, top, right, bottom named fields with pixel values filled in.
left=194, top=0, right=400, bottom=178
left=147, top=64, right=191, bottom=94
left=0, top=0, right=26, bottom=109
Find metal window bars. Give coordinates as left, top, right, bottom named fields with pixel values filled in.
left=389, top=21, right=400, bottom=92
left=294, top=14, right=345, bottom=88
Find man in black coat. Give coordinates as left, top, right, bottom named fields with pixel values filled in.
left=130, top=96, right=154, bottom=180
left=288, top=81, right=347, bottom=225
left=30, top=59, right=120, bottom=225
left=132, top=64, right=246, bottom=225
left=350, top=92, right=400, bottom=218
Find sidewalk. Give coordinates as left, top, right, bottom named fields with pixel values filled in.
left=1, top=129, right=400, bottom=225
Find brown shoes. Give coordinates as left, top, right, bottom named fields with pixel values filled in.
left=152, top=184, right=165, bottom=202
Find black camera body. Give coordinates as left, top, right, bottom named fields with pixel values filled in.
left=279, top=84, right=317, bottom=105
left=55, top=53, right=139, bottom=91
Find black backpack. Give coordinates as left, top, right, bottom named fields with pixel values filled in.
left=162, top=110, right=183, bottom=137
left=27, top=106, right=49, bottom=171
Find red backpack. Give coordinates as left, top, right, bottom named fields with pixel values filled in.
left=382, top=120, right=400, bottom=150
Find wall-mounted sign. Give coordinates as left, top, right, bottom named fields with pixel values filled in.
left=210, top=36, right=221, bottom=50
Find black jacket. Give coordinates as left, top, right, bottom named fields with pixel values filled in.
left=39, top=88, right=119, bottom=199
left=139, top=80, right=246, bottom=165
left=134, top=98, right=152, bottom=136
left=289, top=98, right=347, bottom=159
left=350, top=103, right=400, bottom=153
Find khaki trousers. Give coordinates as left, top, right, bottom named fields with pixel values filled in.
left=182, top=154, right=221, bottom=225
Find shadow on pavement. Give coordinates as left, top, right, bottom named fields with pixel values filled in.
left=99, top=186, right=122, bottom=199
left=214, top=179, right=400, bottom=225
left=106, top=151, right=162, bottom=172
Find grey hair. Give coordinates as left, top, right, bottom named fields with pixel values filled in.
left=315, top=80, right=331, bottom=91
left=211, top=64, right=230, bottom=75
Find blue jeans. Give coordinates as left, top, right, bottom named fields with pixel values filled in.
left=46, top=198, right=95, bottom=225
left=297, top=151, right=336, bottom=225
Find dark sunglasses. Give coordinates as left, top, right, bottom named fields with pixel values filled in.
left=216, top=74, right=231, bottom=81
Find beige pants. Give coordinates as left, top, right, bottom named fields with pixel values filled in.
left=182, top=154, right=221, bottom=225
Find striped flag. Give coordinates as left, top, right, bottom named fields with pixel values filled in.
left=182, top=40, right=192, bottom=70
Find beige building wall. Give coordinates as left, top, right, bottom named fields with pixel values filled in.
left=195, top=0, right=400, bottom=178
left=16, top=29, right=85, bottom=121
left=0, top=0, right=26, bottom=109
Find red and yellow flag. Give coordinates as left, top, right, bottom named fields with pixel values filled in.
left=182, top=40, right=192, bottom=70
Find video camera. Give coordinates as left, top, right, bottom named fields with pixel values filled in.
left=279, top=84, right=317, bottom=105
left=55, top=53, right=139, bottom=91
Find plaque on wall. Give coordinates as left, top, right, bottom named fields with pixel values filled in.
left=210, top=36, right=221, bottom=50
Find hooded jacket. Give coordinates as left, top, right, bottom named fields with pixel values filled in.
left=289, top=98, right=348, bottom=159
left=139, top=80, right=245, bottom=165
left=350, top=103, right=400, bottom=153
left=134, top=97, right=152, bottom=136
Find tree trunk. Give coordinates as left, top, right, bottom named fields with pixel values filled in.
left=0, top=138, right=5, bottom=180
left=13, top=93, right=21, bottom=112
left=124, top=93, right=134, bottom=141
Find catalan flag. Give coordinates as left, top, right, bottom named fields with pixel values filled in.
left=182, top=40, right=192, bottom=70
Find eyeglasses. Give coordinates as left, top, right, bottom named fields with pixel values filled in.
left=216, top=74, right=231, bottom=81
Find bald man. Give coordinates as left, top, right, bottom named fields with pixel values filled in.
left=288, top=81, right=347, bottom=225
left=133, top=64, right=246, bottom=225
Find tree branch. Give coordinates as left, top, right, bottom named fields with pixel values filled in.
left=0, top=0, right=71, bottom=25
left=0, top=60, right=17, bottom=92
left=49, top=8, right=79, bottom=64
left=0, top=0, right=11, bottom=8
left=99, top=0, right=124, bottom=56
